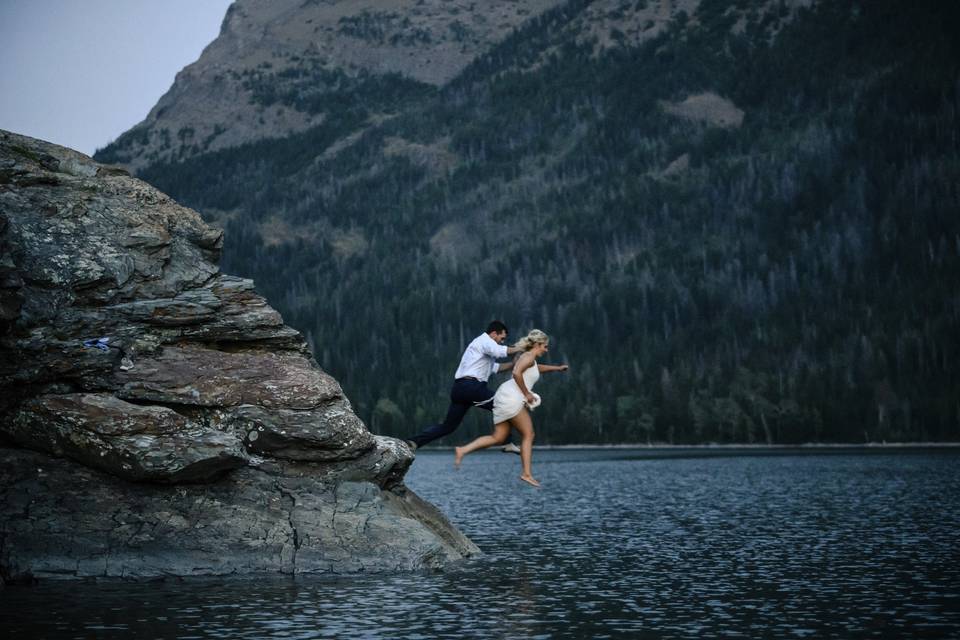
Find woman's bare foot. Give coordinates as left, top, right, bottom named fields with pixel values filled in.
left=519, top=474, right=541, bottom=487
left=454, top=447, right=464, bottom=468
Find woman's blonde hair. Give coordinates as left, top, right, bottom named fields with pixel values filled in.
left=514, top=329, right=549, bottom=352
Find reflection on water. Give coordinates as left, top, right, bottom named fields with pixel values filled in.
left=2, top=448, right=959, bottom=638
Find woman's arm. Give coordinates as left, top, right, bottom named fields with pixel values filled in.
left=537, top=363, right=570, bottom=373
left=512, top=353, right=537, bottom=402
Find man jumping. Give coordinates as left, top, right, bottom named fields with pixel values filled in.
left=406, top=320, right=522, bottom=452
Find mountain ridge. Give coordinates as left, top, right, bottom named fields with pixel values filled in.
left=97, top=0, right=575, bottom=171
left=96, top=0, right=960, bottom=445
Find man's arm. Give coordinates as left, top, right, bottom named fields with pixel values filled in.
left=496, top=361, right=514, bottom=373
left=481, top=335, right=516, bottom=359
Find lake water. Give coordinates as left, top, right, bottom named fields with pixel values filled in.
left=3, top=447, right=959, bottom=638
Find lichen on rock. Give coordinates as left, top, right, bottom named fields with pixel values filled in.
left=0, top=130, right=478, bottom=582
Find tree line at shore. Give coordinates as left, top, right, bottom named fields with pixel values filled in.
left=103, top=0, right=960, bottom=445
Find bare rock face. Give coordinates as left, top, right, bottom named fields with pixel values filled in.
left=0, top=448, right=471, bottom=578
left=0, top=130, right=478, bottom=582
left=4, top=393, right=247, bottom=483
left=97, top=0, right=567, bottom=171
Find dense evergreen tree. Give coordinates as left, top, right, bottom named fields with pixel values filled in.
left=101, top=0, right=960, bottom=445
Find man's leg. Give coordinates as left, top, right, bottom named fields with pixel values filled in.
left=408, top=379, right=495, bottom=448
left=409, top=400, right=470, bottom=448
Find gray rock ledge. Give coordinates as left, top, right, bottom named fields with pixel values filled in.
left=0, top=130, right=478, bottom=581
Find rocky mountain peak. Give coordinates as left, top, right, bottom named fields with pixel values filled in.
left=97, top=0, right=568, bottom=171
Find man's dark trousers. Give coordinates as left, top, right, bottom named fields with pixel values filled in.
left=410, top=378, right=494, bottom=448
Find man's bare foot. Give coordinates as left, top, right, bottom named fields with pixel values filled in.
left=454, top=447, right=464, bottom=468
left=519, top=474, right=541, bottom=487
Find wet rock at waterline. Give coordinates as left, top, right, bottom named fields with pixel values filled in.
left=0, top=449, right=475, bottom=578
left=0, top=130, right=478, bottom=581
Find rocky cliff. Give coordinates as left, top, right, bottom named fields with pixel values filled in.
left=0, top=129, right=478, bottom=582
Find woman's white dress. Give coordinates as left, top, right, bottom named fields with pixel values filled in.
left=493, top=361, right=540, bottom=423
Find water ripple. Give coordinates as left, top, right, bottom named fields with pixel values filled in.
left=2, top=449, right=959, bottom=638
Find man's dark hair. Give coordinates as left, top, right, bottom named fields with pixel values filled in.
left=486, top=320, right=508, bottom=334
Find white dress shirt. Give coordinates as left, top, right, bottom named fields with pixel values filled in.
left=454, top=333, right=508, bottom=381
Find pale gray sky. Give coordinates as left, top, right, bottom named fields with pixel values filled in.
left=0, top=0, right=233, bottom=156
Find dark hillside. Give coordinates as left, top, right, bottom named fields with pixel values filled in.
left=104, top=0, right=960, bottom=444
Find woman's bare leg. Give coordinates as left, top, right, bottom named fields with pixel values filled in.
left=454, top=423, right=510, bottom=467
left=510, top=409, right=539, bottom=486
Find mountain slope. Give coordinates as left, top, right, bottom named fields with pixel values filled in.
left=97, top=0, right=960, bottom=444
left=95, top=0, right=567, bottom=171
